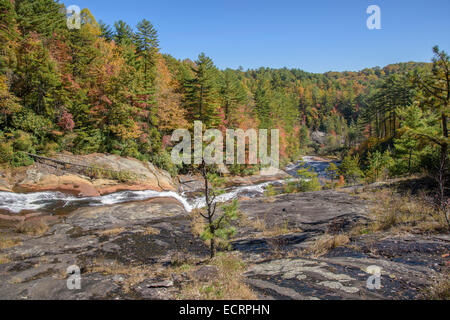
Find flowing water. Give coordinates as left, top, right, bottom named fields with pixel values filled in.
left=0, top=157, right=335, bottom=215
left=286, top=156, right=340, bottom=179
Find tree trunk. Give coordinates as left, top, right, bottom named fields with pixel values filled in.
left=439, top=113, right=448, bottom=228
left=393, top=112, right=397, bottom=137
left=210, top=236, right=216, bottom=258
left=408, top=148, right=412, bottom=173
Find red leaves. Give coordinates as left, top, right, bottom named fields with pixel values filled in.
left=162, top=135, right=173, bottom=149
left=57, top=109, right=75, bottom=132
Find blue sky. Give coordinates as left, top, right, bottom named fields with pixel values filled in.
left=61, top=0, right=450, bottom=73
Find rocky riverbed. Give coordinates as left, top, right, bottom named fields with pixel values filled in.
left=0, top=154, right=448, bottom=300
left=0, top=153, right=289, bottom=216
left=0, top=187, right=448, bottom=300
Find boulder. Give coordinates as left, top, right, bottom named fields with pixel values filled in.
left=228, top=167, right=289, bottom=186
left=0, top=171, right=12, bottom=192
left=16, top=170, right=99, bottom=197
left=56, top=153, right=177, bottom=193
left=8, top=153, right=177, bottom=196
left=237, top=190, right=369, bottom=233
left=178, top=175, right=204, bottom=193
left=65, top=198, right=187, bottom=231
left=310, top=131, right=326, bottom=145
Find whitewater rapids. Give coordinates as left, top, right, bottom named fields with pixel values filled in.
left=0, top=156, right=334, bottom=214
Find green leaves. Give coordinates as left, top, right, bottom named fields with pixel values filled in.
left=113, top=20, right=134, bottom=45
left=184, top=53, right=221, bottom=128
left=201, top=199, right=239, bottom=242
left=338, top=154, right=364, bottom=184
left=11, top=110, right=53, bottom=140
left=293, top=160, right=322, bottom=192
left=219, top=69, right=247, bottom=124
left=15, top=0, right=66, bottom=38
left=135, top=19, right=159, bottom=54
left=364, top=150, right=393, bottom=183
left=325, top=162, right=339, bottom=180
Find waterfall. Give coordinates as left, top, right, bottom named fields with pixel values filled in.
left=0, top=156, right=332, bottom=214
left=0, top=180, right=281, bottom=214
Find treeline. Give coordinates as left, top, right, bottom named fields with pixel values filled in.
left=234, top=61, right=427, bottom=156
left=337, top=47, right=449, bottom=217
left=0, top=0, right=447, bottom=183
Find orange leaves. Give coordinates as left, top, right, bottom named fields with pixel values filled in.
left=109, top=122, right=141, bottom=141
left=0, top=75, right=21, bottom=117
left=155, top=54, right=189, bottom=131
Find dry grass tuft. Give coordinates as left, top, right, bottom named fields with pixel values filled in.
left=425, top=273, right=450, bottom=300
left=179, top=252, right=257, bottom=300
left=262, top=197, right=277, bottom=203
left=88, top=259, right=158, bottom=293
left=261, top=221, right=302, bottom=238
left=189, top=209, right=207, bottom=238
left=189, top=209, right=230, bottom=250
left=354, top=189, right=448, bottom=235
left=15, top=219, right=49, bottom=236
left=0, top=254, right=11, bottom=264
left=238, top=214, right=266, bottom=232
left=239, top=213, right=302, bottom=238
left=87, top=257, right=196, bottom=295
left=142, top=226, right=160, bottom=236
left=99, top=227, right=125, bottom=236
left=306, top=233, right=350, bottom=257
left=0, top=236, right=22, bottom=249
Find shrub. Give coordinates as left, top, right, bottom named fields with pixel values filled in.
left=306, top=233, right=350, bottom=257
left=0, top=142, right=14, bottom=164
left=12, top=130, right=35, bottom=152
left=10, top=151, right=34, bottom=167
left=228, top=164, right=259, bottom=177
left=283, top=181, right=298, bottom=193
left=120, top=140, right=141, bottom=159
left=150, top=150, right=180, bottom=177
left=73, top=129, right=103, bottom=154
left=264, top=184, right=277, bottom=197
left=11, top=111, right=53, bottom=139
left=326, top=162, right=339, bottom=180
left=58, top=132, right=77, bottom=152
left=365, top=150, right=394, bottom=183
left=280, top=161, right=322, bottom=194
left=295, top=160, right=322, bottom=192
left=43, top=141, right=60, bottom=155
left=16, top=218, right=49, bottom=236
left=338, top=154, right=364, bottom=184
left=296, top=176, right=322, bottom=192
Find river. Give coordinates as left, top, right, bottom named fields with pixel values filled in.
left=0, top=156, right=336, bottom=215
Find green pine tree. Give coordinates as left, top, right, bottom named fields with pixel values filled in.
left=184, top=53, right=221, bottom=127
left=15, top=0, right=66, bottom=38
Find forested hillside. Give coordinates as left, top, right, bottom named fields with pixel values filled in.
left=0, top=0, right=448, bottom=188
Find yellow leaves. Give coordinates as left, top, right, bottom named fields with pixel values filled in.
left=0, top=75, right=8, bottom=92
left=80, top=8, right=101, bottom=38
left=109, top=122, right=141, bottom=141
left=155, top=54, right=189, bottom=131
left=0, top=75, right=22, bottom=115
